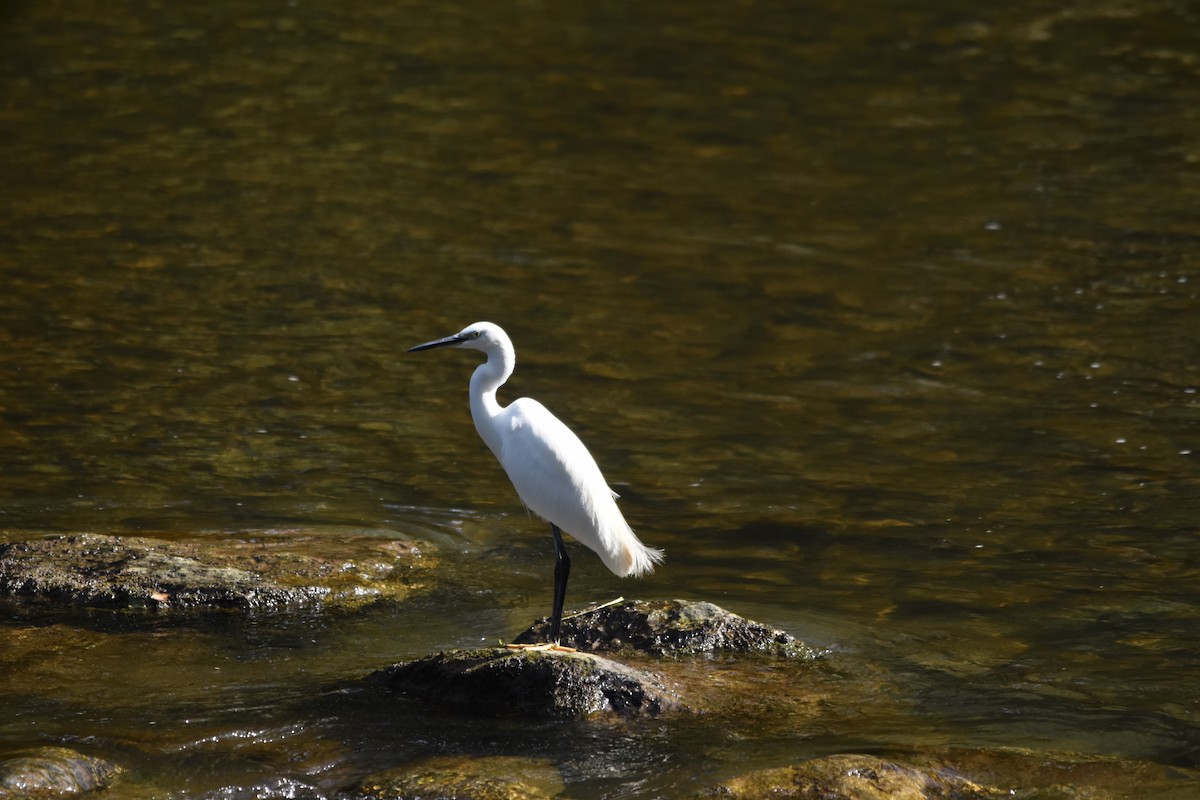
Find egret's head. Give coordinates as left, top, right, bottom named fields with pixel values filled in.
left=407, top=321, right=509, bottom=354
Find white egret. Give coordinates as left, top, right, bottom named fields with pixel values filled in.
left=407, top=321, right=663, bottom=645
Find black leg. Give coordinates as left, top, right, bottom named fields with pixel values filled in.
left=550, top=524, right=571, bottom=644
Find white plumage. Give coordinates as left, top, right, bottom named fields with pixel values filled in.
left=408, top=321, right=663, bottom=642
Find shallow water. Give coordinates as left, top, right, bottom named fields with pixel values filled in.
left=2, top=0, right=1199, bottom=796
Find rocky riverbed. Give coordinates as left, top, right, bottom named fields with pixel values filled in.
left=0, top=530, right=434, bottom=611
left=0, top=530, right=1195, bottom=799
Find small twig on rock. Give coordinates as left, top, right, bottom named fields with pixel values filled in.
left=563, top=596, right=624, bottom=621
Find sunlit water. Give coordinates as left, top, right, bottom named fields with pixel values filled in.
left=2, top=0, right=1199, bottom=796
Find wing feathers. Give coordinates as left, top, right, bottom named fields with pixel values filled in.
left=496, top=398, right=661, bottom=578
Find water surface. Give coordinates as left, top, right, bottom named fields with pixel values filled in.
left=2, top=0, right=1199, bottom=796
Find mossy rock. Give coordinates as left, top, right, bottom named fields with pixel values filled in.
left=700, top=753, right=998, bottom=799
left=347, top=755, right=563, bottom=800
left=701, top=748, right=1200, bottom=799
left=514, top=598, right=816, bottom=657
left=0, top=530, right=434, bottom=612
left=0, top=746, right=124, bottom=798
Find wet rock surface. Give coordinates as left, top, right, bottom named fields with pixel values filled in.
left=512, top=598, right=817, bottom=657
left=372, top=646, right=684, bottom=720
left=699, top=749, right=1200, bottom=799
left=0, top=531, right=434, bottom=611
left=345, top=755, right=564, bottom=800
left=0, top=746, right=124, bottom=798
left=700, top=753, right=995, bottom=799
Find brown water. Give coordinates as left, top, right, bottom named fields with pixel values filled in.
left=2, top=0, right=1199, bottom=796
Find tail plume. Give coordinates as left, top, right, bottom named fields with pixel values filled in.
left=622, top=536, right=664, bottom=578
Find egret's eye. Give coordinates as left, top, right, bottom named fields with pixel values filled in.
left=467, top=330, right=482, bottom=340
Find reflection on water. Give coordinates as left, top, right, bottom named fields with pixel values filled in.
left=2, top=0, right=1199, bottom=795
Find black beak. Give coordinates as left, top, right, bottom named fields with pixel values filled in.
left=407, top=333, right=464, bottom=353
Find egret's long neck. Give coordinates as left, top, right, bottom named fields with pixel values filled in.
left=469, top=341, right=515, bottom=459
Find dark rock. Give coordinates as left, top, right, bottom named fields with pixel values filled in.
left=346, top=755, right=563, bottom=800
left=372, top=646, right=685, bottom=720
left=0, top=746, right=124, bottom=798
left=699, top=753, right=995, bottom=799
left=0, top=531, right=434, bottom=612
left=513, top=598, right=816, bottom=657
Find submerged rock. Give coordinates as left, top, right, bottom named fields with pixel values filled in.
left=372, top=646, right=684, bottom=720
left=0, top=530, right=433, bottom=612
left=346, top=755, right=564, bottom=800
left=700, top=753, right=994, bottom=799
left=188, top=777, right=326, bottom=800
left=0, top=746, right=124, bottom=798
left=924, top=747, right=1200, bottom=799
left=513, top=598, right=815, bottom=657
left=701, top=749, right=1200, bottom=799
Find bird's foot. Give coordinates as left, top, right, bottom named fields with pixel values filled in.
left=504, top=642, right=577, bottom=653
